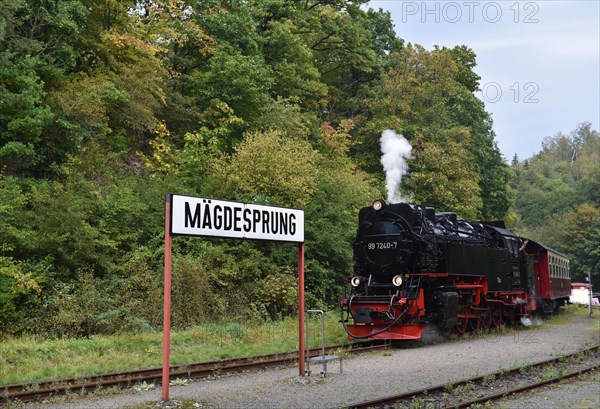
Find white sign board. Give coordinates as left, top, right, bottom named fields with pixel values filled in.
left=170, top=194, right=304, bottom=243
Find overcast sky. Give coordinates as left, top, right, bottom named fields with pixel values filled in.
left=366, top=0, right=600, bottom=160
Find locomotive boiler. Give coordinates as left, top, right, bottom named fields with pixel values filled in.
left=340, top=200, right=571, bottom=340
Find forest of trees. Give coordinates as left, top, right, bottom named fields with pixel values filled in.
left=511, top=122, right=600, bottom=290
left=0, top=1, right=594, bottom=337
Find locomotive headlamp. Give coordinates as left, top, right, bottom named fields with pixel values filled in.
left=392, top=275, right=403, bottom=287
left=350, top=276, right=362, bottom=287
left=372, top=200, right=385, bottom=211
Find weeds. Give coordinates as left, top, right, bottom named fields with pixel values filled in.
left=3, top=399, right=24, bottom=409
left=540, top=366, right=560, bottom=380
left=482, top=373, right=496, bottom=386
left=169, top=378, right=189, bottom=386
left=408, top=397, right=425, bottom=409
left=0, top=312, right=348, bottom=386
left=498, top=367, right=510, bottom=380
left=133, top=381, right=155, bottom=392
left=454, top=381, right=477, bottom=397
left=568, top=351, right=585, bottom=364
left=127, top=399, right=204, bottom=409
left=208, top=368, right=221, bottom=380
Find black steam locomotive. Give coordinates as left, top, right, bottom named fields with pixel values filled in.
left=340, top=200, right=571, bottom=340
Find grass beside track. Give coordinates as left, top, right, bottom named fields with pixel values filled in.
left=0, top=312, right=349, bottom=385
left=1, top=305, right=596, bottom=386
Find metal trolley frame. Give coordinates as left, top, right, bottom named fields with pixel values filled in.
left=305, top=309, right=343, bottom=377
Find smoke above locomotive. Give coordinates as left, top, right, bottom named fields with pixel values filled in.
left=380, top=130, right=412, bottom=204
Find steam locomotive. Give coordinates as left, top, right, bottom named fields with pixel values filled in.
left=340, top=200, right=571, bottom=340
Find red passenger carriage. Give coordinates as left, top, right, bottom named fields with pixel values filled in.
left=523, top=240, right=571, bottom=313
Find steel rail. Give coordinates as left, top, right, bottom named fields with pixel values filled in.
left=0, top=341, right=386, bottom=405
left=348, top=344, right=599, bottom=409
left=451, top=364, right=598, bottom=409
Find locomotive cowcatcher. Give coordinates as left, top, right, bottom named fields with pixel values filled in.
left=340, top=200, right=571, bottom=340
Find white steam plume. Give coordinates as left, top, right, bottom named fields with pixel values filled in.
left=380, top=130, right=412, bottom=204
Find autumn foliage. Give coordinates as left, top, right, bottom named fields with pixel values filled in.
left=3, top=1, right=588, bottom=337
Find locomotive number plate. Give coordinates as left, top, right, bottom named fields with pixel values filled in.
left=367, top=241, right=398, bottom=250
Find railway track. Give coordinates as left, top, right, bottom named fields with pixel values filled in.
left=348, top=344, right=600, bottom=409
left=0, top=341, right=386, bottom=405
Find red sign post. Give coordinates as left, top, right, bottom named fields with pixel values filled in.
left=298, top=242, right=305, bottom=377
left=162, top=195, right=173, bottom=401
left=162, top=194, right=305, bottom=401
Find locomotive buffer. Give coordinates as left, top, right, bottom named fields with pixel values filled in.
left=305, top=310, right=343, bottom=377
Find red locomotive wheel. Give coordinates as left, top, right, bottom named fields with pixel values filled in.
left=505, top=311, right=516, bottom=326
left=481, top=308, right=492, bottom=330
left=491, top=306, right=503, bottom=327
left=455, top=307, right=469, bottom=334
left=469, top=317, right=482, bottom=332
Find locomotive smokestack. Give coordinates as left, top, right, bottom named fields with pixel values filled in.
left=380, top=130, right=412, bottom=203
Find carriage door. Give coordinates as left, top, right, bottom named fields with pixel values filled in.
left=526, top=255, right=535, bottom=294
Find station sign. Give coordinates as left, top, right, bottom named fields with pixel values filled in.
left=170, top=194, right=304, bottom=243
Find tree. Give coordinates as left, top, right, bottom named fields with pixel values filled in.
left=357, top=44, right=509, bottom=218
left=513, top=124, right=599, bottom=226
left=304, top=120, right=380, bottom=303
left=0, top=0, right=95, bottom=174
left=406, top=129, right=482, bottom=219
left=48, top=22, right=169, bottom=154
left=188, top=45, right=273, bottom=145
left=212, top=129, right=320, bottom=207
left=512, top=123, right=600, bottom=288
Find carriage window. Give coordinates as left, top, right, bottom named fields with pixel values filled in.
left=558, top=260, right=561, bottom=278
left=559, top=260, right=562, bottom=277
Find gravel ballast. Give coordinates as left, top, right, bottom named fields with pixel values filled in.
left=28, top=311, right=599, bottom=409
left=498, top=371, right=600, bottom=409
